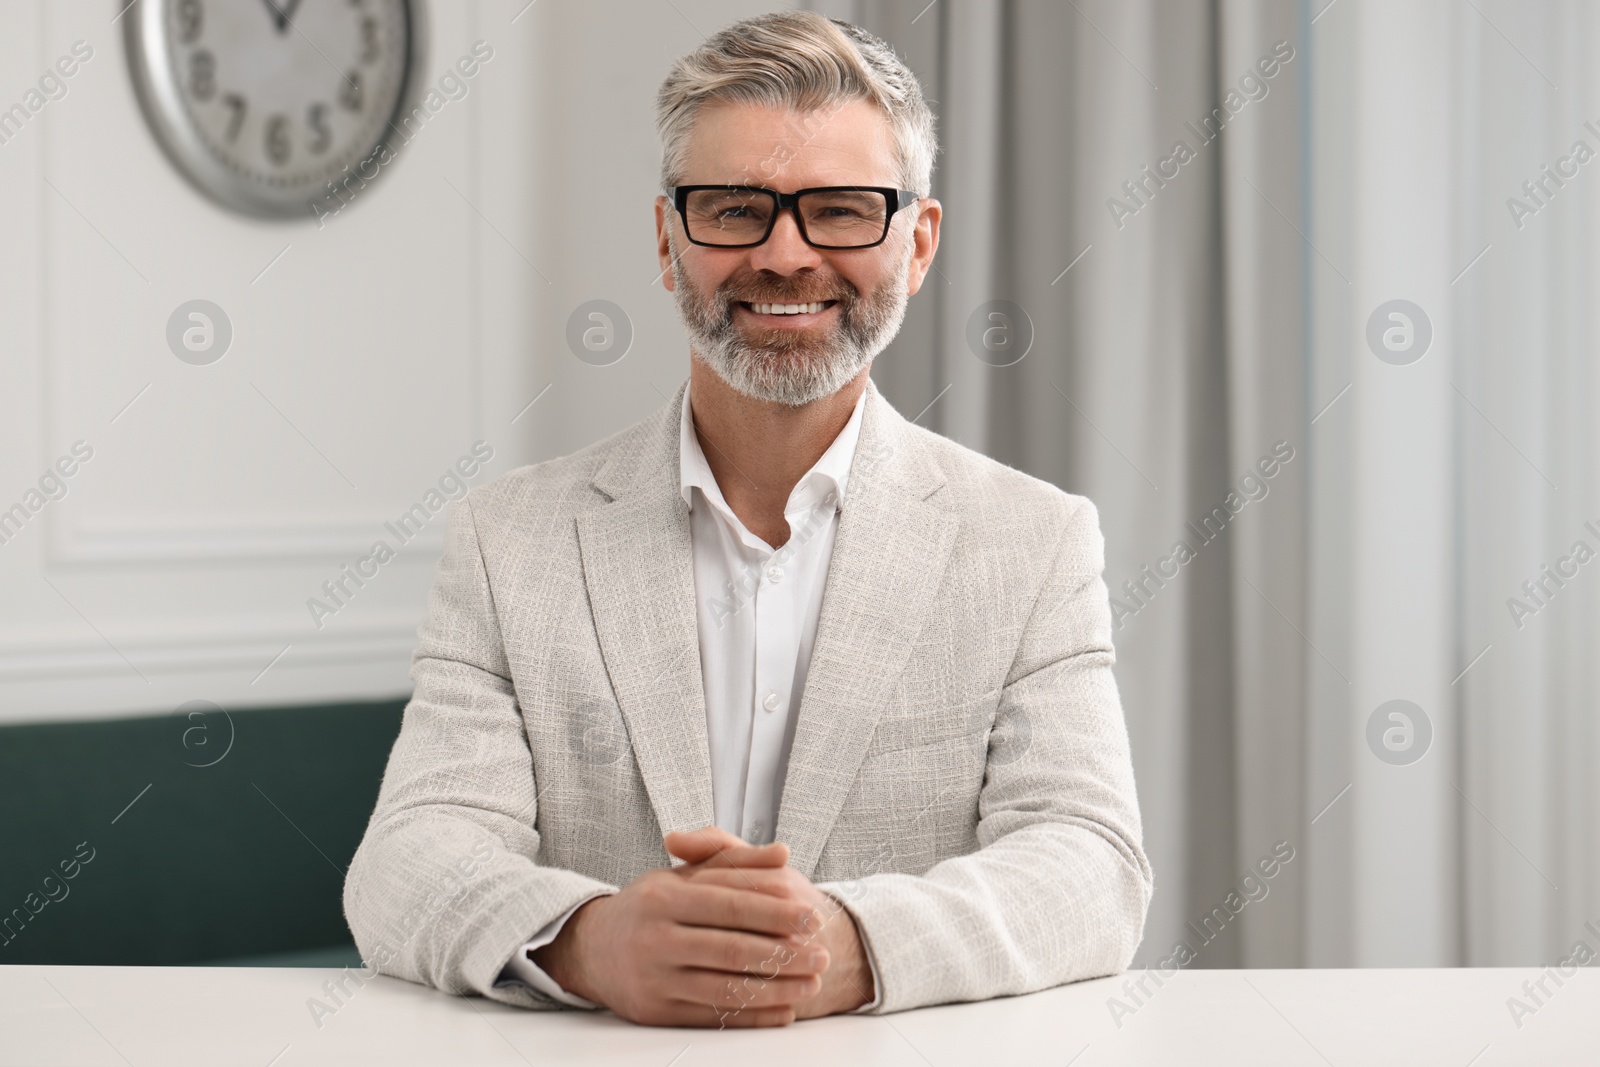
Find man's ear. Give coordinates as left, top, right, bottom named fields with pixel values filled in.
left=654, top=196, right=677, bottom=293
left=905, top=197, right=942, bottom=298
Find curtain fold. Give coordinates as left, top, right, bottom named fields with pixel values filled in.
left=1452, top=0, right=1600, bottom=964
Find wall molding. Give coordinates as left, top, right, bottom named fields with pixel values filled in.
left=0, top=618, right=421, bottom=682
left=48, top=514, right=448, bottom=563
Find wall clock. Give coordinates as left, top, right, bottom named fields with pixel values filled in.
left=125, top=0, right=426, bottom=220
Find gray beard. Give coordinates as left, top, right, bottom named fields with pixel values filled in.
left=668, top=230, right=913, bottom=407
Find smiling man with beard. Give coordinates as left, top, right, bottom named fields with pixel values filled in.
left=345, top=10, right=1151, bottom=1030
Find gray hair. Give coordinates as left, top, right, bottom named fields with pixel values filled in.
left=655, top=11, right=938, bottom=197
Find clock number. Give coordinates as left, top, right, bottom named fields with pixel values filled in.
left=265, top=114, right=290, bottom=165
left=307, top=103, right=331, bottom=155
left=222, top=93, right=247, bottom=143
left=360, top=16, right=380, bottom=62
left=189, top=49, right=216, bottom=102
left=338, top=70, right=364, bottom=112
left=177, top=0, right=203, bottom=44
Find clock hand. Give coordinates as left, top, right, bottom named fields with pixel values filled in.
left=259, top=0, right=305, bottom=34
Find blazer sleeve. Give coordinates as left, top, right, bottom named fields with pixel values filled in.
left=815, top=495, right=1153, bottom=1014
left=342, top=490, right=617, bottom=1010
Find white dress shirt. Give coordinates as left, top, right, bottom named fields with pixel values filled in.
left=499, top=381, right=880, bottom=1010
left=683, top=381, right=862, bottom=846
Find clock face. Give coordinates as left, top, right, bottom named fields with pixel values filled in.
left=126, top=0, right=422, bottom=220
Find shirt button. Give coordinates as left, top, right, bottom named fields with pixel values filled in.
left=765, top=564, right=784, bottom=584
left=747, top=822, right=763, bottom=841
left=763, top=691, right=782, bottom=713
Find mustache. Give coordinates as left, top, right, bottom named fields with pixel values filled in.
left=717, top=280, right=855, bottom=305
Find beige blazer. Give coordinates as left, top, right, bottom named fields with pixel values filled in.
left=343, top=376, right=1152, bottom=1015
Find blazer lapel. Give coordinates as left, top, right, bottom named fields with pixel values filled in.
left=775, top=381, right=961, bottom=877
left=576, top=380, right=716, bottom=846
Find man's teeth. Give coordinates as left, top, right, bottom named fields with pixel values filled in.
left=745, top=301, right=831, bottom=315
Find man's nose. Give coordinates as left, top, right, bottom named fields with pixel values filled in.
left=748, top=206, right=822, bottom=273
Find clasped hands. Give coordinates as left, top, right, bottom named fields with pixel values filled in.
left=530, top=826, right=874, bottom=1027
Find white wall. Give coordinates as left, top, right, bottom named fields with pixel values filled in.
left=0, top=0, right=779, bottom=723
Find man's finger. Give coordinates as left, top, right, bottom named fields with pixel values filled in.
left=674, top=1003, right=797, bottom=1029
left=686, top=843, right=791, bottom=875
left=710, top=1005, right=796, bottom=1029
left=665, top=827, right=788, bottom=868
left=679, top=865, right=805, bottom=893
left=665, top=881, right=819, bottom=938
left=665, top=825, right=744, bottom=853
left=662, top=923, right=829, bottom=977
left=667, top=840, right=785, bottom=869
left=671, top=968, right=823, bottom=1012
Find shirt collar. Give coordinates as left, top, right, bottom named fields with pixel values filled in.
left=678, top=379, right=868, bottom=524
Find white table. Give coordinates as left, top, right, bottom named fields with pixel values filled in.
left=1, top=965, right=1591, bottom=1065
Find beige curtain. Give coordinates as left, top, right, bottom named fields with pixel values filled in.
left=811, top=0, right=1600, bottom=972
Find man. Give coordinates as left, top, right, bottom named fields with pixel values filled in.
left=344, top=11, right=1151, bottom=1028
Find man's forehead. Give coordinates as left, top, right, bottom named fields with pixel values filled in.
left=682, top=98, right=898, bottom=187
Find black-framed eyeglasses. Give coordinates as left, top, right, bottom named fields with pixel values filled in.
left=672, top=185, right=921, bottom=250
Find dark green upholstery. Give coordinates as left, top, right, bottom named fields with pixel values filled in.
left=0, top=697, right=406, bottom=966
